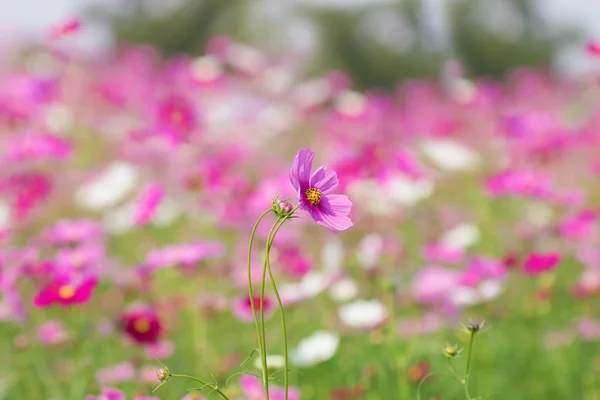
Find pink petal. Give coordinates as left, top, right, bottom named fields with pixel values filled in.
left=310, top=166, right=338, bottom=194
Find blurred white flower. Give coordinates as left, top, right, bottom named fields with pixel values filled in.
left=75, top=162, right=139, bottom=211
left=190, top=55, right=222, bottom=82
left=420, top=139, right=480, bottom=172
left=526, top=203, right=553, bottom=228
left=291, top=331, right=340, bottom=367
left=292, top=78, right=330, bottom=109
left=356, top=233, right=384, bottom=270
left=386, top=176, right=435, bottom=206
left=450, top=279, right=504, bottom=307
left=329, top=278, right=359, bottom=303
left=0, top=201, right=11, bottom=230
left=103, top=201, right=136, bottom=235
left=152, top=197, right=181, bottom=227
left=45, top=103, right=74, bottom=134
left=334, top=90, right=366, bottom=117
left=253, top=354, right=285, bottom=371
left=441, top=223, right=480, bottom=250
left=321, top=237, right=344, bottom=271
left=338, top=299, right=388, bottom=329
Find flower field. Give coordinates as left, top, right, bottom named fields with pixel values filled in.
left=2, top=26, right=600, bottom=400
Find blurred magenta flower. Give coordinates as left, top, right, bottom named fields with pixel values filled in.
left=523, top=252, right=561, bottom=275
left=289, top=149, right=352, bottom=232
left=155, top=94, right=197, bottom=142
left=232, top=294, right=275, bottom=322
left=412, top=266, right=459, bottom=304
left=559, top=210, right=597, bottom=240
left=34, top=276, right=98, bottom=307
left=40, top=219, right=104, bottom=245
left=144, top=241, right=224, bottom=270
left=120, top=305, right=162, bottom=344
left=586, top=39, right=600, bottom=57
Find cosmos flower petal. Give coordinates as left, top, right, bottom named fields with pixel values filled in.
left=290, top=148, right=314, bottom=191
left=310, top=166, right=339, bottom=194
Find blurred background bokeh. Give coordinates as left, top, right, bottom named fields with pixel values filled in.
left=2, top=1, right=600, bottom=400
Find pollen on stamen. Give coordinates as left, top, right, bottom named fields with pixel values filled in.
left=133, top=318, right=151, bottom=333
left=305, top=188, right=322, bottom=205
left=58, top=285, right=75, bottom=299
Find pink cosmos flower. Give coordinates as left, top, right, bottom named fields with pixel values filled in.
left=120, top=305, right=162, bottom=344
left=2, top=133, right=71, bottom=162
left=412, top=266, right=459, bottom=304
left=289, top=149, right=353, bottom=232
left=586, top=39, right=600, bottom=57
left=155, top=94, right=197, bottom=142
left=485, top=169, right=552, bottom=198
left=50, top=18, right=81, bottom=40
left=239, top=374, right=300, bottom=400
left=275, top=245, right=312, bottom=277
left=458, top=256, right=507, bottom=287
left=232, top=294, right=275, bottom=322
left=95, top=363, right=136, bottom=385
left=54, top=244, right=105, bottom=275
left=34, top=276, right=98, bottom=307
left=133, top=183, right=165, bottom=226
left=37, top=320, right=68, bottom=345
left=559, top=210, right=597, bottom=240
left=523, top=252, right=561, bottom=275
left=144, top=340, right=174, bottom=359
left=422, top=243, right=464, bottom=264
left=41, top=219, right=104, bottom=245
left=145, top=241, right=224, bottom=270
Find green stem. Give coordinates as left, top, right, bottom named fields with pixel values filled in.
left=259, top=217, right=283, bottom=399
left=248, top=209, right=273, bottom=396
left=263, top=210, right=297, bottom=399
left=463, top=332, right=476, bottom=400
left=170, top=373, right=230, bottom=400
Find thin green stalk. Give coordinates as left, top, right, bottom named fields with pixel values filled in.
left=170, top=373, right=230, bottom=400
left=263, top=210, right=296, bottom=399
left=259, top=217, right=283, bottom=398
left=463, top=332, right=476, bottom=400
left=248, top=209, right=273, bottom=395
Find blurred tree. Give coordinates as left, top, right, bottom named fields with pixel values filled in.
left=88, top=0, right=249, bottom=56
left=91, top=0, right=577, bottom=88
left=449, top=0, right=574, bottom=78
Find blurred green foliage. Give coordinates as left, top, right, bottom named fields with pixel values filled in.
left=90, top=0, right=576, bottom=89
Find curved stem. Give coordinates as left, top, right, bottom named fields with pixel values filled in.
left=259, top=217, right=283, bottom=399
left=263, top=212, right=296, bottom=399
left=248, top=209, right=274, bottom=397
left=170, top=373, right=230, bottom=400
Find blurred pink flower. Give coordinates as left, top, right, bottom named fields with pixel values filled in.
left=412, top=266, right=459, bottom=304
left=40, top=219, right=104, bottom=246
left=50, top=18, right=81, bottom=40
left=422, top=243, right=464, bottom=265
left=134, top=183, right=164, bottom=226
left=2, top=132, right=71, bottom=162
left=37, top=320, right=68, bottom=345
left=145, top=241, right=224, bottom=270
left=586, top=39, right=600, bottom=57
left=95, top=363, right=136, bottom=385
left=275, top=245, right=312, bottom=277
left=577, top=317, right=600, bottom=341
left=239, top=374, right=300, bottom=400
left=154, top=94, right=198, bottom=142
left=523, top=252, right=561, bottom=275
left=144, top=340, right=174, bottom=359
left=559, top=210, right=597, bottom=240
left=485, top=169, right=552, bottom=199
left=232, top=294, right=275, bottom=322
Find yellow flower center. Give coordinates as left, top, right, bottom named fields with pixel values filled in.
left=305, top=188, right=322, bottom=205
left=133, top=318, right=151, bottom=333
left=58, top=285, right=75, bottom=299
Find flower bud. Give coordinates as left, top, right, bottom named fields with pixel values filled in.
left=157, top=367, right=170, bottom=382
left=467, top=322, right=481, bottom=334
left=278, top=200, right=293, bottom=214
left=444, top=345, right=457, bottom=358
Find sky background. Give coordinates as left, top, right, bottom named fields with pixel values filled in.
left=1, top=0, right=599, bottom=75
